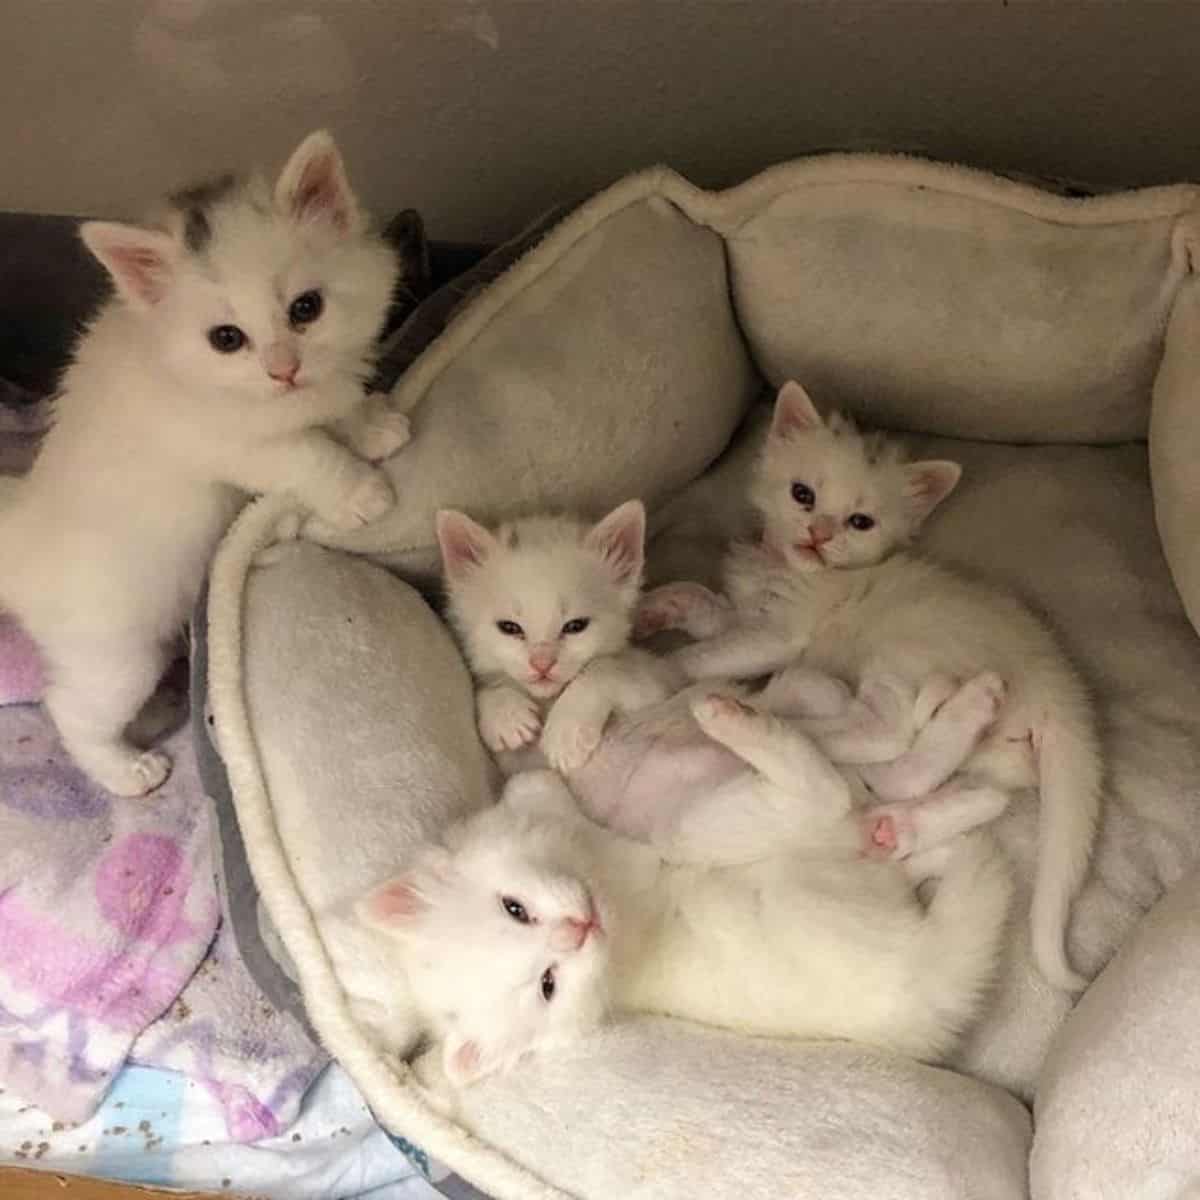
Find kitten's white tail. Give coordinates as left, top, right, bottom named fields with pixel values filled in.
left=912, top=833, right=1013, bottom=1060
left=1030, top=703, right=1103, bottom=993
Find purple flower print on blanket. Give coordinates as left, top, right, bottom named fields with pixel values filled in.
left=0, top=705, right=327, bottom=1140
left=0, top=721, right=221, bottom=1125
left=130, top=911, right=327, bottom=1143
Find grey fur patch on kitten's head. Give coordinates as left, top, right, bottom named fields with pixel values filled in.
left=753, top=380, right=961, bottom=571
left=168, top=172, right=241, bottom=254
left=78, top=130, right=398, bottom=404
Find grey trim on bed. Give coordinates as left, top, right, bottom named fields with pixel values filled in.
left=190, top=581, right=318, bottom=1039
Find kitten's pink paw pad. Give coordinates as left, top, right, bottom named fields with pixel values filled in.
left=870, top=814, right=897, bottom=852
left=861, top=810, right=912, bottom=860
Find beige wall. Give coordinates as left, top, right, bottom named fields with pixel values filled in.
left=4, top=0, right=1200, bottom=243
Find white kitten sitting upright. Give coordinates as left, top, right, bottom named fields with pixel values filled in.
left=436, top=501, right=682, bottom=774
left=0, top=130, right=405, bottom=796
left=664, top=381, right=1103, bottom=992
left=358, top=703, right=1013, bottom=1089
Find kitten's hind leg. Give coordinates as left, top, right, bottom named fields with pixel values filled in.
left=691, top=693, right=852, bottom=814
left=861, top=783, right=1010, bottom=863
left=796, top=673, right=919, bottom=764
left=43, top=635, right=173, bottom=796
left=759, top=663, right=853, bottom=718
left=858, top=672, right=1006, bottom=802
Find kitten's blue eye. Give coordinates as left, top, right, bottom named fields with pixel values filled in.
left=561, top=618, right=590, bottom=635
left=791, top=482, right=815, bottom=508
left=496, top=620, right=524, bottom=638
left=208, top=325, right=246, bottom=353
left=289, top=289, right=323, bottom=327
left=847, top=513, right=876, bottom=532
left=502, top=896, right=531, bottom=924
left=540, top=966, right=557, bottom=1002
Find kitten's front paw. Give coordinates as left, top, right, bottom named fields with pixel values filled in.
left=354, top=406, right=411, bottom=463
left=314, top=469, right=396, bottom=533
left=541, top=710, right=606, bottom=773
left=635, top=582, right=731, bottom=640
left=479, top=689, right=542, bottom=752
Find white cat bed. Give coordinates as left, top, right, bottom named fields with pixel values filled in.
left=201, top=156, right=1200, bottom=1199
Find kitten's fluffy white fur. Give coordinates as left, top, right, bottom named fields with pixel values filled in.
left=437, top=501, right=681, bottom=774
left=359, top=698, right=1013, bottom=1089
left=441, top=498, right=1010, bottom=864
left=0, top=130, right=404, bottom=796
left=668, top=381, right=1103, bottom=992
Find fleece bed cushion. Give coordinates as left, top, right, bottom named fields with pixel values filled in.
left=201, top=156, right=1200, bottom=1199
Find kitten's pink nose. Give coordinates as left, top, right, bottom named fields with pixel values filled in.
left=809, top=516, right=836, bottom=545
left=265, top=344, right=300, bottom=386
left=529, top=645, right=558, bottom=676
left=558, top=914, right=599, bottom=951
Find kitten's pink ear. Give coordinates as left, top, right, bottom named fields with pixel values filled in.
left=357, top=876, right=427, bottom=927
left=80, top=221, right=177, bottom=308
left=441, top=1033, right=507, bottom=1087
left=357, top=848, right=452, bottom=928
left=904, top=460, right=962, bottom=522
left=585, top=500, right=645, bottom=587
left=771, top=381, right=823, bottom=440
left=275, top=129, right=363, bottom=235
left=436, top=510, right=497, bottom=581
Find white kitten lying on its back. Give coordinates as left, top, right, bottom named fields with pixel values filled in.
left=657, top=380, right=1103, bottom=992
left=436, top=501, right=683, bottom=774
left=0, top=130, right=406, bottom=797
left=439, top=497, right=1012, bottom=862
left=358, top=697, right=1013, bottom=1090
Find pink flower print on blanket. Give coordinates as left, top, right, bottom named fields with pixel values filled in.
left=0, top=831, right=219, bottom=1121
left=0, top=834, right=211, bottom=1028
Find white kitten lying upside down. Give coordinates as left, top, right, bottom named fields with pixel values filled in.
left=438, top=496, right=1013, bottom=862
left=649, top=380, right=1103, bottom=992
left=0, top=130, right=406, bottom=796
left=358, top=696, right=1013, bottom=1089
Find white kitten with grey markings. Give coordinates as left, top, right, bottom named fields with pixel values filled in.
left=0, top=130, right=405, bottom=796
left=436, top=501, right=683, bottom=774
left=359, top=698, right=1013, bottom=1088
left=665, top=381, right=1103, bottom=992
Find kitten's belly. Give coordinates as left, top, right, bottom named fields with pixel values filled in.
left=568, top=688, right=747, bottom=840
left=615, top=857, right=930, bottom=1046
